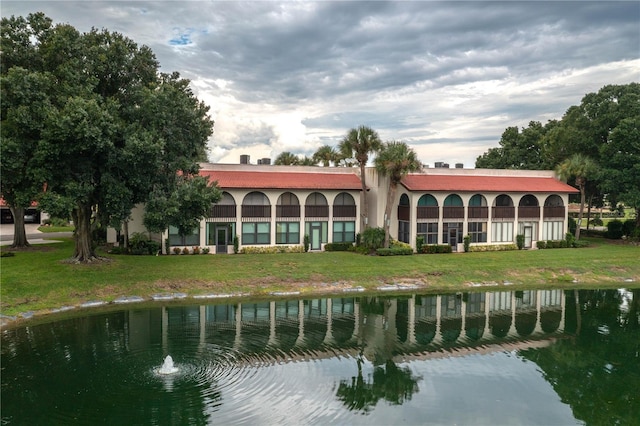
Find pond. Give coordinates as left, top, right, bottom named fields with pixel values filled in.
left=1, top=288, right=638, bottom=425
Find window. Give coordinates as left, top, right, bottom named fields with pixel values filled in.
left=442, top=222, right=463, bottom=244
left=491, top=222, right=513, bottom=242
left=468, top=222, right=487, bottom=243
left=169, top=226, right=200, bottom=246
left=276, top=222, right=300, bottom=244
left=398, top=220, right=410, bottom=243
left=417, top=223, right=438, bottom=244
left=333, top=221, right=355, bottom=243
left=242, top=222, right=270, bottom=245
left=543, top=221, right=564, bottom=240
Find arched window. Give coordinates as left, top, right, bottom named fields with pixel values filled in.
left=397, top=194, right=410, bottom=243
left=444, top=194, right=463, bottom=206
left=469, top=194, right=487, bottom=206
left=544, top=195, right=564, bottom=207
left=210, top=192, right=236, bottom=218
left=277, top=192, right=300, bottom=218
left=494, top=194, right=514, bottom=207
left=305, top=192, right=328, bottom=217
left=418, top=194, right=438, bottom=206
left=333, top=192, right=356, bottom=218
left=518, top=194, right=539, bottom=207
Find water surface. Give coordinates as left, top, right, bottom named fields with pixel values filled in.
left=1, top=288, right=638, bottom=425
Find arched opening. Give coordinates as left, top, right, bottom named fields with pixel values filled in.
left=397, top=194, right=410, bottom=243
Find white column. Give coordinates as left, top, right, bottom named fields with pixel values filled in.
left=324, top=298, right=334, bottom=344
left=199, top=305, right=206, bottom=345
left=433, top=295, right=443, bottom=345
left=296, top=299, right=305, bottom=346
left=233, top=303, right=242, bottom=350
left=268, top=301, right=277, bottom=346
left=407, top=295, right=416, bottom=344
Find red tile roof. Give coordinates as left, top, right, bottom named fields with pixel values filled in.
left=401, top=174, right=578, bottom=193
left=198, top=170, right=362, bottom=190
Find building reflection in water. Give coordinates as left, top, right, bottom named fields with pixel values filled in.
left=127, top=289, right=565, bottom=365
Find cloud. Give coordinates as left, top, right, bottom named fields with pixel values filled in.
left=3, top=1, right=638, bottom=168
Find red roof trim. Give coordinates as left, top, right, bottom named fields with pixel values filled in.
left=401, top=174, right=578, bottom=193
left=198, top=170, right=362, bottom=191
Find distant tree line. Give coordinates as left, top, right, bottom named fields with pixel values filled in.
left=475, top=83, right=639, bottom=231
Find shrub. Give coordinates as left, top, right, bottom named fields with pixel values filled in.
left=589, top=217, right=603, bottom=227
left=565, top=232, right=576, bottom=248
left=376, top=247, right=413, bottom=256
left=536, top=240, right=547, bottom=249
left=361, top=227, right=385, bottom=252
left=128, top=232, right=160, bottom=255
left=233, top=235, right=239, bottom=254
left=202, top=247, right=210, bottom=254
left=573, top=239, right=590, bottom=248
left=469, top=244, right=518, bottom=252
left=416, top=236, right=424, bottom=253
left=192, top=246, right=200, bottom=255
left=172, top=247, right=181, bottom=255
left=568, top=217, right=577, bottom=235
left=516, top=234, right=525, bottom=250
left=420, top=244, right=452, bottom=254
left=303, top=234, right=310, bottom=252
left=181, top=247, right=190, bottom=255
left=463, top=235, right=470, bottom=253
left=324, top=242, right=354, bottom=251
left=623, top=219, right=637, bottom=238
left=606, top=219, right=624, bottom=239
left=241, top=245, right=305, bottom=254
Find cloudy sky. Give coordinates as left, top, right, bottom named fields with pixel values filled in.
left=3, top=1, right=639, bottom=167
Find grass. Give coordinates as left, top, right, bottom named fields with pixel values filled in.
left=1, top=237, right=639, bottom=317
left=37, top=225, right=75, bottom=233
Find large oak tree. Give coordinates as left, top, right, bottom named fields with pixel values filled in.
left=1, top=13, right=219, bottom=261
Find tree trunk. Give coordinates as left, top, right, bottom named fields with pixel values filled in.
left=69, top=203, right=101, bottom=263
left=360, top=163, right=369, bottom=230
left=576, top=185, right=585, bottom=240
left=586, top=195, right=593, bottom=231
left=9, top=206, right=30, bottom=248
left=383, top=183, right=397, bottom=248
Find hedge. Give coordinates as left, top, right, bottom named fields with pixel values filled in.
left=469, top=244, right=518, bottom=252
left=420, top=244, right=452, bottom=254
left=325, top=242, right=355, bottom=252
left=376, top=247, right=414, bottom=256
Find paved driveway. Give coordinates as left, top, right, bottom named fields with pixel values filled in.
left=0, top=223, right=72, bottom=246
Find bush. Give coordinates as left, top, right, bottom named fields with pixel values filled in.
left=233, top=235, right=239, bottom=254
left=361, top=227, right=385, bottom=252
left=172, top=247, right=181, bottom=255
left=303, top=234, right=310, bottom=252
left=565, top=232, right=576, bottom=248
left=192, top=246, right=200, bottom=255
left=241, top=245, right=305, bottom=254
left=128, top=232, right=160, bottom=255
left=568, top=217, right=577, bottom=235
left=463, top=235, right=471, bottom=252
left=420, top=244, right=452, bottom=254
left=469, top=244, right=518, bottom=252
left=536, top=240, right=547, bottom=249
left=181, top=247, right=190, bottom=255
left=324, top=242, right=354, bottom=251
left=589, top=217, right=603, bottom=227
left=416, top=236, right=424, bottom=253
left=623, top=219, right=637, bottom=238
left=573, top=239, right=590, bottom=248
left=516, top=234, right=525, bottom=250
left=376, top=247, right=413, bottom=256
left=607, top=219, right=624, bottom=239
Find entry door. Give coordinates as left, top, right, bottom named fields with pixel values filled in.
left=449, top=228, right=458, bottom=252
left=524, top=226, right=533, bottom=249
left=216, top=226, right=228, bottom=254
left=310, top=223, right=322, bottom=250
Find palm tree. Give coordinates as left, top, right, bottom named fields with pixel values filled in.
left=339, top=126, right=383, bottom=229
left=274, top=151, right=300, bottom=166
left=374, top=141, right=421, bottom=247
left=556, top=153, right=597, bottom=240
left=312, top=145, right=338, bottom=167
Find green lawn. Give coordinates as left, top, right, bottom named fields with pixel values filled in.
left=1, top=237, right=638, bottom=316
